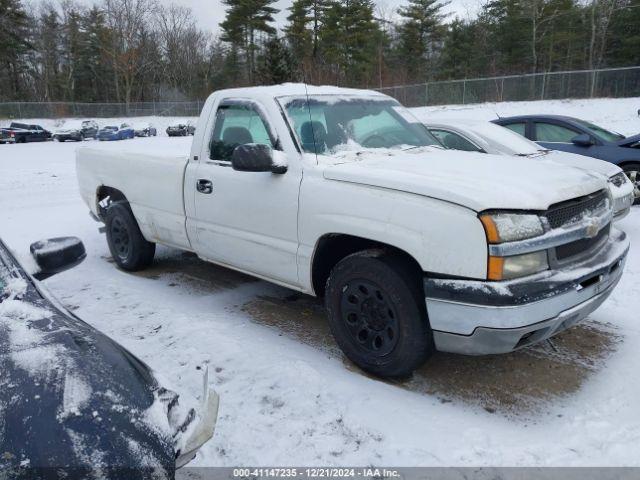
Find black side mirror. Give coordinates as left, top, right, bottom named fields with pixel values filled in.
left=231, top=144, right=287, bottom=174
left=571, top=133, right=594, bottom=147
left=30, top=237, right=86, bottom=281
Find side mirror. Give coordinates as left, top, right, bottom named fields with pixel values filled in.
left=231, top=144, right=287, bottom=174
left=30, top=237, right=86, bottom=281
left=571, top=133, right=594, bottom=147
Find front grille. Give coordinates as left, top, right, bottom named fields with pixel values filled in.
left=555, top=224, right=610, bottom=261
left=545, top=190, right=608, bottom=229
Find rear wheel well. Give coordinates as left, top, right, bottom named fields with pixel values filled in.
left=96, top=186, right=128, bottom=219
left=311, top=234, right=423, bottom=297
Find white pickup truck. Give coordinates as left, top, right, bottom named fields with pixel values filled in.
left=77, top=84, right=629, bottom=378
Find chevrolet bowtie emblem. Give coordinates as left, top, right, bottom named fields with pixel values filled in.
left=585, top=220, right=600, bottom=238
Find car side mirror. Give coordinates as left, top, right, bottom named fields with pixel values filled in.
left=30, top=237, right=86, bottom=281
left=571, top=133, right=593, bottom=147
left=231, top=144, right=287, bottom=174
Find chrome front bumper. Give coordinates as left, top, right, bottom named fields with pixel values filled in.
left=424, top=229, right=629, bottom=355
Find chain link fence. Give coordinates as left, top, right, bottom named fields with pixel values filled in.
left=1, top=66, right=639, bottom=119
left=0, top=101, right=204, bottom=119
left=377, top=66, right=640, bottom=107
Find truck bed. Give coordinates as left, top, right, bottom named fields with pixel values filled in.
left=76, top=138, right=192, bottom=250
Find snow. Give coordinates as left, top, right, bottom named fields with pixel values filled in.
left=1, top=96, right=640, bottom=467
left=490, top=213, right=544, bottom=242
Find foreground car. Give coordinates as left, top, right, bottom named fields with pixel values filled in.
left=425, top=118, right=635, bottom=220
left=166, top=124, right=195, bottom=136
left=492, top=114, right=640, bottom=203
left=76, top=84, right=629, bottom=378
left=0, top=236, right=218, bottom=476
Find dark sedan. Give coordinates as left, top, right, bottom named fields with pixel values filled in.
left=492, top=115, right=640, bottom=203
left=166, top=124, right=195, bottom=137
left=134, top=123, right=158, bottom=137
left=0, top=236, right=218, bottom=477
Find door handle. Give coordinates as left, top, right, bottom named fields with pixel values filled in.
left=196, top=179, right=213, bottom=194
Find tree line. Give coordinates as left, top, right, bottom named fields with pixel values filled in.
left=0, top=0, right=638, bottom=103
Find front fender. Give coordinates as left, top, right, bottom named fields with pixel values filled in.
left=298, top=176, right=488, bottom=291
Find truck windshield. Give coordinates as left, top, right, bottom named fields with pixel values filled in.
left=280, top=95, right=440, bottom=155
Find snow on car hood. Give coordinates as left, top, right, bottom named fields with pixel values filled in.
left=322, top=148, right=607, bottom=211
left=544, top=150, right=621, bottom=178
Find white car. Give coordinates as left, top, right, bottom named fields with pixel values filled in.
left=425, top=118, right=635, bottom=220
left=76, top=84, right=629, bottom=378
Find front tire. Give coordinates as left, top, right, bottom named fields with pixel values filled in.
left=325, top=251, right=434, bottom=378
left=622, top=163, right=640, bottom=205
left=105, top=203, right=155, bottom=271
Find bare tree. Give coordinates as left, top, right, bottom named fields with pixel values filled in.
left=102, top=0, right=158, bottom=105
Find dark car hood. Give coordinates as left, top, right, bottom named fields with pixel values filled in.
left=616, top=133, right=640, bottom=147
left=0, top=240, right=217, bottom=477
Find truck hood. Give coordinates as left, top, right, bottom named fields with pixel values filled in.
left=322, top=148, right=606, bottom=211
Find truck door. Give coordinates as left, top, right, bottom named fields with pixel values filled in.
left=186, top=98, right=302, bottom=287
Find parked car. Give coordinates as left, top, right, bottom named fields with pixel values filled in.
left=80, top=119, right=100, bottom=139
left=53, top=121, right=84, bottom=142
left=77, top=84, right=629, bottom=379
left=0, top=122, right=52, bottom=143
left=166, top=123, right=195, bottom=136
left=134, top=123, right=158, bottom=137
left=425, top=118, right=635, bottom=220
left=98, top=123, right=135, bottom=141
left=492, top=115, right=640, bottom=204
left=0, top=235, right=218, bottom=475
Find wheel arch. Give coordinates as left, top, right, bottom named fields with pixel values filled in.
left=95, top=185, right=129, bottom=219
left=310, top=233, right=423, bottom=298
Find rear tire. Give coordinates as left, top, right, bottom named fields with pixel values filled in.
left=105, top=203, right=155, bottom=271
left=621, top=163, right=640, bottom=205
left=325, top=250, right=434, bottom=378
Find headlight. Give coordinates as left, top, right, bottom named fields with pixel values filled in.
left=479, top=213, right=544, bottom=243
left=480, top=212, right=548, bottom=280
left=487, top=251, right=549, bottom=280
left=608, top=172, right=628, bottom=187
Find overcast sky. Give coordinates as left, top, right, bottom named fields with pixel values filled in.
left=38, top=0, right=482, bottom=35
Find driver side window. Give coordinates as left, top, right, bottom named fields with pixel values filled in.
left=209, top=103, right=275, bottom=161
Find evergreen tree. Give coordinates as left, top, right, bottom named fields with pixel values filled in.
left=439, top=19, right=479, bottom=79
left=220, top=0, right=279, bottom=83
left=284, top=0, right=326, bottom=76
left=397, top=0, right=449, bottom=81
left=0, top=0, right=33, bottom=100
left=38, top=7, right=63, bottom=101
left=258, top=36, right=295, bottom=84
left=320, top=0, right=380, bottom=85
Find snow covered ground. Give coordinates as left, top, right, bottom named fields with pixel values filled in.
left=1, top=97, right=639, bottom=467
